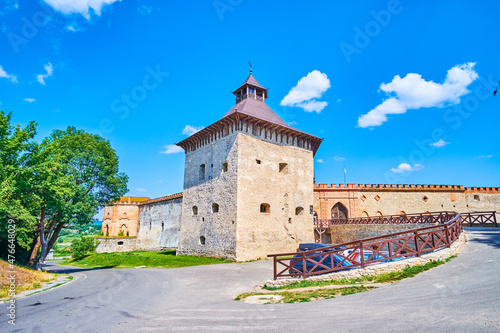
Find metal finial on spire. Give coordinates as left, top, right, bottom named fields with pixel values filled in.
left=248, top=61, right=253, bottom=73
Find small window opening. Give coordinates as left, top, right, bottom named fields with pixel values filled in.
left=161, top=222, right=164, bottom=231
left=295, top=207, right=304, bottom=215
left=117, top=241, right=124, bottom=246
left=256, top=159, right=261, bottom=164
left=374, top=195, right=381, bottom=201
left=474, top=195, right=480, bottom=201
left=199, top=164, right=205, bottom=180
left=199, top=236, right=206, bottom=245
left=222, top=162, right=228, bottom=172
left=288, top=218, right=292, bottom=223
left=423, top=196, right=429, bottom=202
left=192, top=206, right=198, bottom=215
left=279, top=163, right=288, bottom=174
left=212, top=203, right=219, bottom=213
left=260, top=203, right=270, bottom=214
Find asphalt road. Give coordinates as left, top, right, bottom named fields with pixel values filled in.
left=2, top=228, right=499, bottom=332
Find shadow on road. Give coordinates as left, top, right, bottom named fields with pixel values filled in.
left=464, top=228, right=500, bottom=249
left=43, top=261, right=117, bottom=274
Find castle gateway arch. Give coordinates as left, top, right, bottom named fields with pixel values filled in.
left=331, top=202, right=348, bottom=219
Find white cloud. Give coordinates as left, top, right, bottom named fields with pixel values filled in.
left=66, top=25, right=76, bottom=32
left=430, top=139, right=450, bottom=148
left=182, top=125, right=204, bottom=136
left=24, top=98, right=36, bottom=103
left=136, top=188, right=147, bottom=192
left=287, top=121, right=298, bottom=126
left=281, top=70, right=331, bottom=113
left=334, top=156, right=345, bottom=161
left=137, top=5, right=152, bottom=15
left=42, top=0, right=121, bottom=19
left=36, top=63, right=53, bottom=85
left=475, top=154, right=493, bottom=159
left=159, top=144, right=183, bottom=154
left=358, top=62, right=478, bottom=128
left=390, top=163, right=424, bottom=173
left=0, top=65, right=17, bottom=83
left=317, top=159, right=324, bottom=163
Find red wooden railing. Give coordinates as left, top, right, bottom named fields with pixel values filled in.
left=315, top=211, right=497, bottom=229
left=269, top=211, right=469, bottom=280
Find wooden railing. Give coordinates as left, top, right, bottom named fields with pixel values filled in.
left=315, top=211, right=497, bottom=229
left=269, top=212, right=465, bottom=280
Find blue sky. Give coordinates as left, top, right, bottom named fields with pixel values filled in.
left=2, top=0, right=500, bottom=207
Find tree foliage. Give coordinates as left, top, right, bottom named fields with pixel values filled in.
left=71, top=236, right=97, bottom=260
left=0, top=111, right=128, bottom=267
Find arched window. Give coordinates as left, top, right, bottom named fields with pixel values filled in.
left=361, top=211, right=369, bottom=218
left=199, top=164, right=205, bottom=180
left=192, top=206, right=198, bottom=216
left=295, top=207, right=304, bottom=215
left=161, top=222, right=164, bottom=231
left=313, top=212, right=318, bottom=224
left=375, top=211, right=383, bottom=217
left=199, top=236, right=206, bottom=245
left=260, top=203, right=270, bottom=214
left=331, top=202, right=348, bottom=219
left=399, top=211, right=407, bottom=217
left=212, top=203, right=219, bottom=213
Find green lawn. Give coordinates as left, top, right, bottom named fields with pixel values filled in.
left=59, top=250, right=233, bottom=269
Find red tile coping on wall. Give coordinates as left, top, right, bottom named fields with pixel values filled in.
left=138, top=192, right=184, bottom=206
left=314, top=184, right=499, bottom=192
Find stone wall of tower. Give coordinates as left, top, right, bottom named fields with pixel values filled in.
left=235, top=133, right=315, bottom=261
left=177, top=133, right=239, bottom=259
left=136, top=197, right=183, bottom=251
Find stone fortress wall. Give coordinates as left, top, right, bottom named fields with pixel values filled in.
left=314, top=183, right=500, bottom=222
left=136, top=194, right=183, bottom=251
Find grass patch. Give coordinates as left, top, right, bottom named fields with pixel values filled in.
left=59, top=250, right=233, bottom=269
left=0, top=259, right=59, bottom=299
left=236, top=286, right=375, bottom=303
left=263, top=255, right=457, bottom=291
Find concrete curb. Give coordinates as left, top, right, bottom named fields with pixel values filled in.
left=0, top=274, right=73, bottom=304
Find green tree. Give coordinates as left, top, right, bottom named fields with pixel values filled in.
left=0, top=112, right=128, bottom=268
left=27, top=127, right=128, bottom=268
left=0, top=111, right=39, bottom=259
left=71, top=236, right=97, bottom=260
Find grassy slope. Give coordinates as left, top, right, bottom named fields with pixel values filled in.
left=59, top=250, right=233, bottom=269
left=0, top=259, right=58, bottom=299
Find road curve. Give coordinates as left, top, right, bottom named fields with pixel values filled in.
left=1, top=228, right=499, bottom=332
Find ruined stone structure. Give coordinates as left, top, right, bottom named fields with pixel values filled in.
left=99, top=72, right=499, bottom=258
left=101, top=196, right=149, bottom=237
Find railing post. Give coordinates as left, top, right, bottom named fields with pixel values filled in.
left=359, top=241, right=365, bottom=268
left=273, top=256, right=277, bottom=280
left=444, top=224, right=451, bottom=248
left=302, top=254, right=306, bottom=279
left=414, top=230, right=420, bottom=257
left=493, top=212, right=498, bottom=227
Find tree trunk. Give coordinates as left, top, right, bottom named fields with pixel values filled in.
left=47, top=222, right=64, bottom=254
left=27, top=230, right=41, bottom=266
left=36, top=208, right=47, bottom=270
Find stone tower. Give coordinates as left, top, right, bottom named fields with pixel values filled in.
left=176, top=72, right=323, bottom=261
